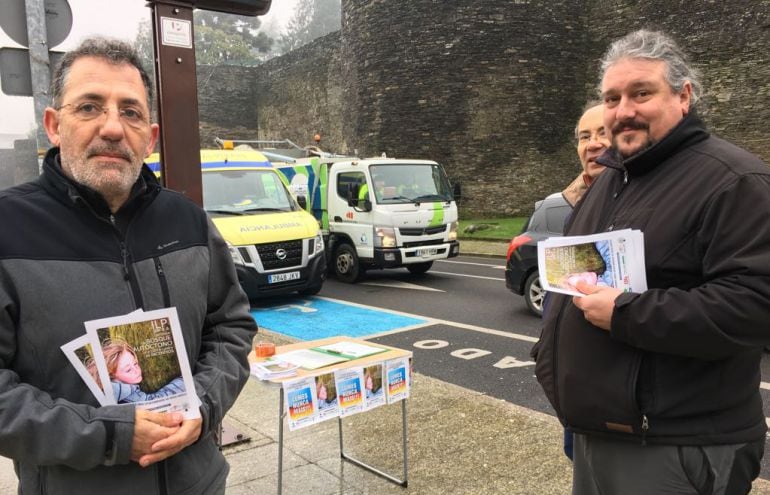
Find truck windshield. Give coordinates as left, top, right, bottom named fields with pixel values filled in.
left=202, top=169, right=295, bottom=214
left=369, top=163, right=453, bottom=204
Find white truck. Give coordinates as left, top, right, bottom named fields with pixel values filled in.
left=272, top=154, right=460, bottom=282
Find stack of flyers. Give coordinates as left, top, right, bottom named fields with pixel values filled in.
left=60, top=307, right=200, bottom=420
left=250, top=358, right=299, bottom=380
left=538, top=229, right=647, bottom=297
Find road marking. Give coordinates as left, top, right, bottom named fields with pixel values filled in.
left=430, top=270, right=505, bottom=282
left=437, top=259, right=506, bottom=269
left=359, top=280, right=444, bottom=291
left=761, top=382, right=770, bottom=391
left=319, top=296, right=537, bottom=343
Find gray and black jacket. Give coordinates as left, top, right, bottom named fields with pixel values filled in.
left=0, top=148, right=257, bottom=494
left=534, top=113, right=770, bottom=446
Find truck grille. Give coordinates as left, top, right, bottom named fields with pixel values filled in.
left=403, top=239, right=445, bottom=248
left=399, top=225, right=446, bottom=236
left=255, top=240, right=303, bottom=270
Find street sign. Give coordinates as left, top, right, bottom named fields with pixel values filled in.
left=0, top=0, right=72, bottom=48
left=0, top=47, right=62, bottom=97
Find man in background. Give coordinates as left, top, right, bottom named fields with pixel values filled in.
left=561, top=100, right=609, bottom=207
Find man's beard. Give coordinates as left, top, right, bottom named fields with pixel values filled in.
left=611, top=119, right=653, bottom=159
left=63, top=142, right=142, bottom=201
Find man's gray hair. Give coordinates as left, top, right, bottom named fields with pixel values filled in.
left=574, top=99, right=604, bottom=141
left=599, top=30, right=701, bottom=106
left=50, top=37, right=153, bottom=109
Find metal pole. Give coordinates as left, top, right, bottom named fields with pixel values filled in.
left=149, top=1, right=203, bottom=206
left=24, top=0, right=51, bottom=166
left=278, top=387, right=284, bottom=495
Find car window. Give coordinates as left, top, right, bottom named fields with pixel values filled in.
left=545, top=205, right=571, bottom=234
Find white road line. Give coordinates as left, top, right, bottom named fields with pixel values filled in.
left=430, top=270, right=506, bottom=281
left=359, top=280, right=444, bottom=291
left=318, top=296, right=537, bottom=343
left=437, top=259, right=506, bottom=269
left=761, top=382, right=770, bottom=391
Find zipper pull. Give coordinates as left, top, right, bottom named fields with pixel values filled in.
left=641, top=414, right=649, bottom=446
left=623, top=171, right=629, bottom=185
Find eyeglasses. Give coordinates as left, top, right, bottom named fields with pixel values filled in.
left=56, top=101, right=149, bottom=129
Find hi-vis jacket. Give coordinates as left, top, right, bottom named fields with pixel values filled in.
left=534, top=113, right=770, bottom=446
left=0, top=148, right=257, bottom=494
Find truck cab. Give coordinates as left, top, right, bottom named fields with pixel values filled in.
left=275, top=156, right=460, bottom=282
left=147, top=147, right=326, bottom=300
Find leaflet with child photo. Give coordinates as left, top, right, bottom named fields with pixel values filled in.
left=538, top=229, right=647, bottom=297
left=82, top=307, right=200, bottom=419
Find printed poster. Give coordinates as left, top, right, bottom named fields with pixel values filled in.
left=284, top=376, right=318, bottom=431
left=335, top=367, right=365, bottom=417
left=385, top=358, right=410, bottom=404
left=363, top=363, right=386, bottom=411
left=314, top=372, right=339, bottom=422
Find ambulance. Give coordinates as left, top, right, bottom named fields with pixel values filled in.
left=146, top=146, right=326, bottom=300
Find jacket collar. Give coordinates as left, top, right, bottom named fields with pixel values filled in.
left=596, top=111, right=710, bottom=176
left=40, top=147, right=161, bottom=219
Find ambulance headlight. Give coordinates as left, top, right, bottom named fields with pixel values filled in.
left=228, top=243, right=246, bottom=265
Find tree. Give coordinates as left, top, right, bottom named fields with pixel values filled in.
left=280, top=0, right=341, bottom=53
left=134, top=10, right=275, bottom=67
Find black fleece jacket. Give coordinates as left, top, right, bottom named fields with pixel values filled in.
left=534, top=112, right=770, bottom=445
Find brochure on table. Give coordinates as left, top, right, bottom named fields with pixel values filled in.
left=280, top=356, right=412, bottom=431
left=61, top=307, right=201, bottom=420
left=273, top=342, right=389, bottom=370
left=538, top=228, right=647, bottom=298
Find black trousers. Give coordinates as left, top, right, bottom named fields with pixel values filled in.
left=572, top=433, right=764, bottom=495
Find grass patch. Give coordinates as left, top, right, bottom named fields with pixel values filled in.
left=458, top=217, right=527, bottom=240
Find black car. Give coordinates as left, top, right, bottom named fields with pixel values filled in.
left=505, top=193, right=571, bottom=316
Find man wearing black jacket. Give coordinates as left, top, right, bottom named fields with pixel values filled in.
left=534, top=30, right=770, bottom=494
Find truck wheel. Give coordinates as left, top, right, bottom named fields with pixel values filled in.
left=524, top=271, right=545, bottom=317
left=334, top=244, right=362, bottom=283
left=406, top=261, right=433, bottom=275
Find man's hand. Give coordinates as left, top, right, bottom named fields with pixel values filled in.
left=572, top=281, right=622, bottom=330
left=131, top=410, right=183, bottom=466
left=136, top=418, right=203, bottom=468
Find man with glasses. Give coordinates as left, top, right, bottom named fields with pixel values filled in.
left=0, top=37, right=257, bottom=494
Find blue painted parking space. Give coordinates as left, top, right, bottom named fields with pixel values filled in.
left=251, top=298, right=427, bottom=341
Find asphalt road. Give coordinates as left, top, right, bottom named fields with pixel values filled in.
left=255, top=254, right=770, bottom=480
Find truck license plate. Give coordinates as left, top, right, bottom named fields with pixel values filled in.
left=268, top=271, right=300, bottom=283
left=416, top=248, right=438, bottom=258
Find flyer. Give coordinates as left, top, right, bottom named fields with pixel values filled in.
left=83, top=307, right=200, bottom=419
left=385, top=358, right=410, bottom=404
left=60, top=334, right=109, bottom=406
left=335, top=367, right=365, bottom=417
left=313, top=372, right=339, bottom=422
left=538, top=229, right=647, bottom=297
left=284, top=376, right=317, bottom=431
left=363, top=363, right=386, bottom=411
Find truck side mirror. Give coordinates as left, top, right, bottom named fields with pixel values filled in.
left=296, top=195, right=308, bottom=210
left=453, top=183, right=462, bottom=203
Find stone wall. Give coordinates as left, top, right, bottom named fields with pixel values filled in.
left=196, top=0, right=770, bottom=217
